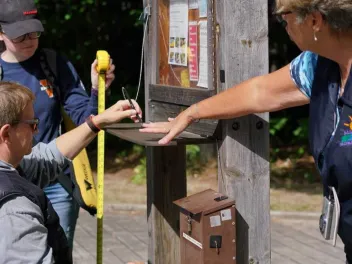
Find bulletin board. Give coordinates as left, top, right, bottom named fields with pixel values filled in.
left=146, top=0, right=219, bottom=139
left=157, top=0, right=216, bottom=91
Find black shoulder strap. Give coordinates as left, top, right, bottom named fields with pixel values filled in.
left=0, top=42, right=4, bottom=80
left=39, top=48, right=62, bottom=102
left=0, top=61, right=3, bottom=81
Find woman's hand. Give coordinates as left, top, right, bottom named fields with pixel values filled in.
left=91, top=58, right=115, bottom=90
left=140, top=108, right=195, bottom=145
left=93, top=99, right=142, bottom=128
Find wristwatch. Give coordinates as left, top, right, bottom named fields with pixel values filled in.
left=85, top=115, right=101, bottom=133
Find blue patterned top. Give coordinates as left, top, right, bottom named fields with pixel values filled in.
left=290, top=51, right=319, bottom=98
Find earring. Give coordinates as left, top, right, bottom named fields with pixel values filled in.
left=314, top=31, right=318, bottom=41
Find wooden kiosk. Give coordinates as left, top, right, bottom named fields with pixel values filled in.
left=107, top=0, right=269, bottom=263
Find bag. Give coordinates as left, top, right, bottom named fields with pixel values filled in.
left=38, top=48, right=97, bottom=215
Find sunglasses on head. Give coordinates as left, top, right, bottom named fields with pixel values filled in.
left=11, top=32, right=41, bottom=43
left=12, top=118, right=40, bottom=132
left=273, top=11, right=292, bottom=28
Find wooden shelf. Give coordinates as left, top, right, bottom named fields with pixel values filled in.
left=105, top=123, right=215, bottom=146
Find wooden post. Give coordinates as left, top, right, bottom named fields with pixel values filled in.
left=143, top=0, right=187, bottom=263
left=216, top=0, right=270, bottom=263
left=146, top=146, right=186, bottom=264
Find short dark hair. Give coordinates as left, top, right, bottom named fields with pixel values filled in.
left=0, top=82, right=35, bottom=127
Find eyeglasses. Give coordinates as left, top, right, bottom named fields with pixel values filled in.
left=11, top=32, right=41, bottom=43
left=273, top=11, right=292, bottom=28
left=12, top=118, right=40, bottom=132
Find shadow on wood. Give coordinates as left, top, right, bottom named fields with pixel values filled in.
left=236, top=209, right=249, bottom=264
left=224, top=114, right=270, bottom=162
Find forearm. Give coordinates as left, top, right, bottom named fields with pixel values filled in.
left=191, top=77, right=263, bottom=120
left=56, top=119, right=97, bottom=160
left=190, top=67, right=308, bottom=121
left=57, top=99, right=139, bottom=159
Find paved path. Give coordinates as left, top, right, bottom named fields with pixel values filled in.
left=73, top=209, right=345, bottom=264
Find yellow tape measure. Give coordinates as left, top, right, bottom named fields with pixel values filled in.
left=96, top=50, right=110, bottom=264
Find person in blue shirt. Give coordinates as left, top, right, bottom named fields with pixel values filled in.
left=0, top=0, right=115, bottom=250
left=141, top=0, right=352, bottom=262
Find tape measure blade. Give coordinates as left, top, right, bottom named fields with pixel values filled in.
left=96, top=68, right=106, bottom=264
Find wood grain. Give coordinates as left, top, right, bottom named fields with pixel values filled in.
left=216, top=0, right=270, bottom=263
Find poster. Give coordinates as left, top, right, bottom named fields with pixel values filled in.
left=197, top=20, right=208, bottom=88
left=188, top=21, right=198, bottom=81
left=168, top=0, right=188, bottom=66
left=189, top=0, right=198, bottom=9
left=199, top=0, right=207, bottom=17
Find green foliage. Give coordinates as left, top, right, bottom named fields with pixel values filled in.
left=132, top=156, right=147, bottom=185
left=132, top=144, right=145, bottom=156
left=270, top=117, right=308, bottom=143
left=186, top=145, right=202, bottom=176
left=270, top=116, right=309, bottom=161
left=269, top=117, right=288, bottom=136
left=292, top=118, right=309, bottom=141
left=304, top=172, right=315, bottom=184
left=186, top=145, right=200, bottom=163
left=130, top=145, right=146, bottom=184
left=131, top=144, right=204, bottom=185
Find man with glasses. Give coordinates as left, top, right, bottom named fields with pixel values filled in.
left=13, top=118, right=39, bottom=131
left=0, top=0, right=116, bottom=250
left=0, top=81, right=142, bottom=263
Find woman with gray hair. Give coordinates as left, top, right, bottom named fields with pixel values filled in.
left=141, top=0, right=352, bottom=262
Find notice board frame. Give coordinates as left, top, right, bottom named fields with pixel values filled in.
left=148, top=0, right=219, bottom=138
left=156, top=0, right=217, bottom=91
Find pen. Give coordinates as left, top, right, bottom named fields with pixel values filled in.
left=122, top=87, right=143, bottom=123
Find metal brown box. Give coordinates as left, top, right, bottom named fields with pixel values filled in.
left=174, top=189, right=236, bottom=264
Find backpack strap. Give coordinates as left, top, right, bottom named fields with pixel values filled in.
left=0, top=63, right=3, bottom=81
left=0, top=42, right=5, bottom=80
left=39, top=48, right=62, bottom=102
